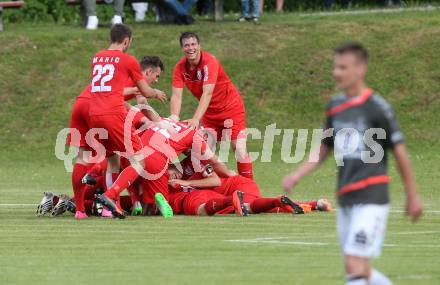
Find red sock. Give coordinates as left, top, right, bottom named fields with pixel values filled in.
left=84, top=200, right=94, bottom=215
left=297, top=201, right=318, bottom=210
left=204, top=197, right=233, bottom=216
left=237, top=161, right=253, bottom=179
left=105, top=166, right=140, bottom=200
left=89, top=163, right=103, bottom=177
left=72, top=163, right=88, bottom=212
left=120, top=196, right=133, bottom=212
left=267, top=206, right=293, bottom=213
left=250, top=197, right=282, bottom=214
left=127, top=183, right=141, bottom=204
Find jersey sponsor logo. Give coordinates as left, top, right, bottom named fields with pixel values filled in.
left=203, top=65, right=209, bottom=82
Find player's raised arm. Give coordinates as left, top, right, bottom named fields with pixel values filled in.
left=393, top=143, right=423, bottom=222
left=282, top=143, right=330, bottom=194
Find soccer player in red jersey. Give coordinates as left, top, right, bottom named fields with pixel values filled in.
left=101, top=116, right=234, bottom=217
left=170, top=32, right=254, bottom=179
left=169, top=157, right=331, bottom=216
left=86, top=24, right=167, bottom=218
left=68, top=52, right=166, bottom=219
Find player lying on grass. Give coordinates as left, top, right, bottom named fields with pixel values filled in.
left=168, top=157, right=332, bottom=216
left=97, top=116, right=235, bottom=219
left=282, top=43, right=423, bottom=285
left=68, top=55, right=168, bottom=219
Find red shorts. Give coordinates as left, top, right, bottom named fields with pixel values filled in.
left=202, top=107, right=246, bottom=141
left=140, top=151, right=169, bottom=204
left=182, top=190, right=225, bottom=215
left=89, top=112, right=143, bottom=157
left=216, top=176, right=261, bottom=203
left=67, top=98, right=90, bottom=147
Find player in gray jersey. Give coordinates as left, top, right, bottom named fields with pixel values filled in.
left=282, top=43, right=423, bottom=285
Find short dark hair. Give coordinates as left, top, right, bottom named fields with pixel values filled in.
left=140, top=56, right=164, bottom=72
left=179, top=32, right=200, bottom=47
left=110, top=24, right=132, bottom=44
left=334, top=42, right=369, bottom=63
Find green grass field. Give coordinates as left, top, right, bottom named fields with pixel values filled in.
left=1, top=9, right=440, bottom=285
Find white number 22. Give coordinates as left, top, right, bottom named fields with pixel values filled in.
left=91, top=64, right=115, bottom=93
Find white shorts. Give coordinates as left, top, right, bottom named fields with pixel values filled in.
left=337, top=204, right=389, bottom=259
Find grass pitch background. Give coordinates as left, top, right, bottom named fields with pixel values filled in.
left=0, top=10, right=439, bottom=285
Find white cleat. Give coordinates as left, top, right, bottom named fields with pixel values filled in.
left=36, top=192, right=54, bottom=216
left=111, top=15, right=123, bottom=26
left=86, top=15, right=99, bottom=30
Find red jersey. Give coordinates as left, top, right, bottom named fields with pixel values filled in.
left=141, top=118, right=207, bottom=160
left=172, top=51, right=244, bottom=115
left=89, top=50, right=143, bottom=116
left=77, top=85, right=92, bottom=99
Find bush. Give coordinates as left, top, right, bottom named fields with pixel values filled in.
left=3, top=0, right=440, bottom=24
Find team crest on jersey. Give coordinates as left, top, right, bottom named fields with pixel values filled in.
left=197, top=69, right=202, bottom=80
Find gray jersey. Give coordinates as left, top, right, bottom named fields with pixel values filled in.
left=322, top=89, right=404, bottom=206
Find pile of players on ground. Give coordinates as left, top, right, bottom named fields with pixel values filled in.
left=35, top=26, right=332, bottom=219
left=36, top=113, right=331, bottom=218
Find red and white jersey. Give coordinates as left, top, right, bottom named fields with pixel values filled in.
left=172, top=51, right=244, bottom=114
left=140, top=118, right=207, bottom=161
left=88, top=50, right=143, bottom=116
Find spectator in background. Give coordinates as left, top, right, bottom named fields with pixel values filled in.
left=196, top=0, right=212, bottom=16
left=158, top=0, right=197, bottom=25
left=238, top=0, right=260, bottom=23
left=259, top=0, right=284, bottom=14
left=84, top=0, right=125, bottom=30
left=132, top=2, right=148, bottom=22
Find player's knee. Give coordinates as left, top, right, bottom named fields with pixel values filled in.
left=345, top=255, right=370, bottom=278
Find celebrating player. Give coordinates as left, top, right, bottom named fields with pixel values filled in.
left=169, top=32, right=254, bottom=179
left=87, top=24, right=167, bottom=219
left=67, top=52, right=166, bottom=219
left=282, top=43, right=423, bottom=285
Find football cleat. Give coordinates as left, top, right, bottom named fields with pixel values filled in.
left=281, top=195, right=304, bottom=214
left=92, top=194, right=104, bottom=216
left=51, top=194, right=75, bottom=216
left=316, top=199, right=333, bottom=212
left=75, top=211, right=88, bottom=219
left=232, top=190, right=248, bottom=216
left=36, top=192, right=55, bottom=216
left=81, top=173, right=96, bottom=186
left=155, top=193, right=173, bottom=218
left=131, top=201, right=142, bottom=216
left=96, top=194, right=126, bottom=219
left=101, top=208, right=113, bottom=218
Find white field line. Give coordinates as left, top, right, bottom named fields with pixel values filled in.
left=224, top=237, right=440, bottom=248
left=3, top=203, right=440, bottom=214
left=299, top=5, right=439, bottom=17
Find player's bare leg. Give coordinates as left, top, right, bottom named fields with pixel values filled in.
left=231, top=136, right=253, bottom=179
left=345, top=255, right=393, bottom=285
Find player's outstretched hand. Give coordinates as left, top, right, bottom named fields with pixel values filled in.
left=282, top=174, right=299, bottom=194
left=406, top=194, right=423, bottom=223
left=154, top=89, right=167, bottom=103
left=184, top=118, right=200, bottom=130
